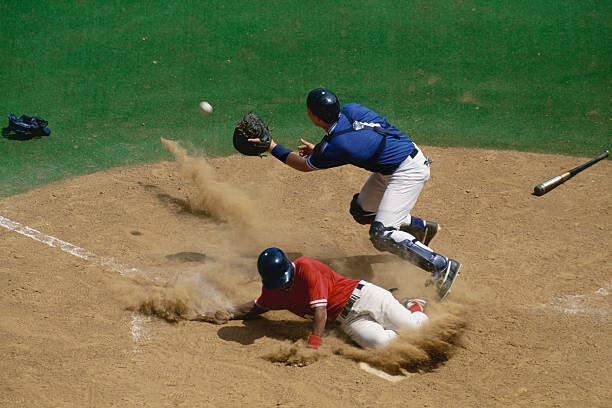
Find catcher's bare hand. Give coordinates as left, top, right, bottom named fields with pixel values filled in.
left=298, top=139, right=314, bottom=157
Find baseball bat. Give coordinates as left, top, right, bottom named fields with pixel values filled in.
left=533, top=150, right=609, bottom=196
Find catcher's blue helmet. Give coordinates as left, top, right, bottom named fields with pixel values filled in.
left=307, top=88, right=340, bottom=124
left=257, top=248, right=294, bottom=290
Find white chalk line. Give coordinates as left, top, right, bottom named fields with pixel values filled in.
left=539, top=283, right=611, bottom=319
left=0, top=215, right=139, bottom=274
left=0, top=214, right=148, bottom=357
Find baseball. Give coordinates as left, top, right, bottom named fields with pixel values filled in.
left=199, top=101, right=213, bottom=115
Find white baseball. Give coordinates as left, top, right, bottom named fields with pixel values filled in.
left=199, top=101, right=213, bottom=115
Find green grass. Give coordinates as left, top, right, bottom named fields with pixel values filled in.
left=1, top=0, right=610, bottom=197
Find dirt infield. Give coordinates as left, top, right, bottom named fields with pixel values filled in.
left=1, top=146, right=610, bottom=407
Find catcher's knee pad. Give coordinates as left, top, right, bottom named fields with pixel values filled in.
left=369, top=221, right=447, bottom=273
left=369, top=221, right=396, bottom=252
left=350, top=193, right=376, bottom=225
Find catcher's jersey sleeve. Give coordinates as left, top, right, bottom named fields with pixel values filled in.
left=255, top=257, right=360, bottom=324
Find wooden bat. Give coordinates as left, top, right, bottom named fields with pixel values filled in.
left=533, top=150, right=609, bottom=196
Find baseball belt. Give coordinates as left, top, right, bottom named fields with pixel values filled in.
left=340, top=283, right=365, bottom=319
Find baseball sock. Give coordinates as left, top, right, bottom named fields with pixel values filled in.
left=408, top=216, right=425, bottom=231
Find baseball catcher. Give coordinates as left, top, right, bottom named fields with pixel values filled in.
left=233, top=113, right=271, bottom=156
left=232, top=89, right=461, bottom=300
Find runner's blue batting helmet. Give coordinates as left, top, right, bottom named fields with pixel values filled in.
left=257, top=248, right=295, bottom=290
left=307, top=88, right=340, bottom=123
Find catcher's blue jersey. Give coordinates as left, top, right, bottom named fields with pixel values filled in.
left=306, top=103, right=415, bottom=175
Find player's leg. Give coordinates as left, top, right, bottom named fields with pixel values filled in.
left=379, top=294, right=429, bottom=331
left=369, top=222, right=461, bottom=300
left=339, top=283, right=428, bottom=348
left=378, top=147, right=439, bottom=245
left=356, top=283, right=429, bottom=331
left=349, top=158, right=435, bottom=244
left=340, top=313, right=398, bottom=348
left=368, top=151, right=459, bottom=299
left=348, top=172, right=387, bottom=225
left=400, top=219, right=440, bottom=247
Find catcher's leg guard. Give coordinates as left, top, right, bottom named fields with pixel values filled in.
left=349, top=193, right=376, bottom=225
left=369, top=221, right=447, bottom=273
left=370, top=222, right=460, bottom=299
left=400, top=218, right=440, bottom=246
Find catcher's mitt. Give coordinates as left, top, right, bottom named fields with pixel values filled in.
left=233, top=113, right=271, bottom=156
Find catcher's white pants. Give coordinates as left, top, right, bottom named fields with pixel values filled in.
left=357, top=144, right=430, bottom=229
left=337, top=281, right=428, bottom=348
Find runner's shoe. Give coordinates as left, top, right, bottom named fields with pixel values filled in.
left=403, top=298, right=428, bottom=313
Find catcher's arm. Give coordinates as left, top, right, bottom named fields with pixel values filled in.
left=248, top=138, right=314, bottom=172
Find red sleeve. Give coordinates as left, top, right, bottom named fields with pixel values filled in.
left=298, top=258, right=331, bottom=309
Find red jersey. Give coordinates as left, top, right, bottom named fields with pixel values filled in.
left=255, top=256, right=360, bottom=326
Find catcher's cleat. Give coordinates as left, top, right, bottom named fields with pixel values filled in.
left=400, top=220, right=440, bottom=246
left=403, top=298, right=427, bottom=313
left=426, top=258, right=461, bottom=300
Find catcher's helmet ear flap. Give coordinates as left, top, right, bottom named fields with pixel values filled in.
left=257, top=248, right=295, bottom=290
left=307, top=88, right=340, bottom=124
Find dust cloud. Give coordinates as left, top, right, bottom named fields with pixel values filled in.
left=122, top=139, right=467, bottom=370
left=118, top=262, right=466, bottom=371
left=255, top=300, right=466, bottom=372
left=115, top=262, right=255, bottom=323
left=160, top=137, right=256, bottom=226
left=334, top=302, right=466, bottom=374
left=263, top=340, right=330, bottom=366
left=115, top=138, right=288, bottom=324
left=118, top=277, right=202, bottom=322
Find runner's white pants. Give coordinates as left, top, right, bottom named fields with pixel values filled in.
left=357, top=144, right=430, bottom=229
left=337, top=281, right=428, bottom=348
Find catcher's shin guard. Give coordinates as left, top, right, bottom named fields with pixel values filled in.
left=369, top=221, right=448, bottom=273
left=400, top=219, right=440, bottom=246
left=370, top=222, right=460, bottom=299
